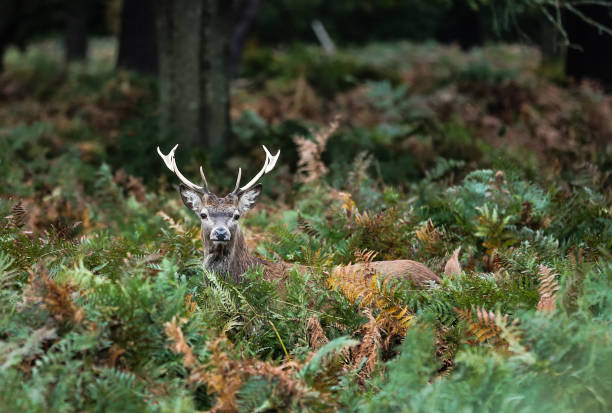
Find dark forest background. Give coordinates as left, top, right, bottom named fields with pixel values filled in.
left=2, top=0, right=611, bottom=176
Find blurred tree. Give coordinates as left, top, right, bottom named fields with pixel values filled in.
left=117, top=0, right=158, bottom=75
left=473, top=0, right=612, bottom=85
left=156, top=0, right=232, bottom=148
left=436, top=1, right=482, bottom=49
left=0, top=0, right=64, bottom=72
left=230, top=0, right=262, bottom=78
left=0, top=1, right=21, bottom=72
left=64, top=0, right=90, bottom=61
left=117, top=0, right=259, bottom=78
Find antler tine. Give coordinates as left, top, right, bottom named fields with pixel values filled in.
left=262, top=145, right=280, bottom=172
left=231, top=168, right=242, bottom=194
left=157, top=145, right=208, bottom=193
left=237, top=145, right=280, bottom=193
left=199, top=166, right=210, bottom=193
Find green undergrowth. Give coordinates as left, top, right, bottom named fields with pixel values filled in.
left=1, top=41, right=612, bottom=412
left=2, top=140, right=611, bottom=411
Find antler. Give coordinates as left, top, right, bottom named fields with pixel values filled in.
left=157, top=144, right=210, bottom=193
left=231, top=145, right=280, bottom=194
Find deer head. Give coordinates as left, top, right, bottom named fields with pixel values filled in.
left=158, top=144, right=280, bottom=281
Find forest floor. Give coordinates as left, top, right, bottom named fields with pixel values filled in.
left=1, top=40, right=611, bottom=412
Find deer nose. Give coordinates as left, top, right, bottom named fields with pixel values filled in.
left=211, top=227, right=230, bottom=241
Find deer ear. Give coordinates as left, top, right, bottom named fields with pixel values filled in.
left=238, top=184, right=262, bottom=213
left=179, top=184, right=203, bottom=213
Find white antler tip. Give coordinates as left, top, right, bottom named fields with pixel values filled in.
left=157, top=146, right=174, bottom=170
left=262, top=145, right=280, bottom=172
left=157, top=143, right=204, bottom=191
left=239, top=146, right=280, bottom=191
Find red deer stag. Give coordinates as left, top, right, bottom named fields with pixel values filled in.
left=157, top=145, right=440, bottom=286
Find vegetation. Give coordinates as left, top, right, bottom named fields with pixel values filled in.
left=1, top=40, right=611, bottom=412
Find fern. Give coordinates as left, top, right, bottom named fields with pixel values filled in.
left=0, top=252, right=19, bottom=292
left=296, top=212, right=321, bottom=238
left=8, top=200, right=26, bottom=228
left=455, top=306, right=530, bottom=361
left=474, top=204, right=517, bottom=254
left=561, top=250, right=587, bottom=314
left=329, top=251, right=415, bottom=337
left=349, top=309, right=382, bottom=380
left=306, top=314, right=329, bottom=351
left=415, top=219, right=445, bottom=256
left=293, top=117, right=338, bottom=183
left=201, top=268, right=239, bottom=316
left=3, top=39, right=612, bottom=413
left=456, top=306, right=508, bottom=347
left=536, top=265, right=559, bottom=313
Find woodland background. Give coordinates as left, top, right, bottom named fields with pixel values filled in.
left=1, top=1, right=612, bottom=412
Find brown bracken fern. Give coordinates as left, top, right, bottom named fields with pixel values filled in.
left=306, top=312, right=383, bottom=381
left=455, top=306, right=508, bottom=348
left=306, top=314, right=329, bottom=351
left=165, top=328, right=334, bottom=412
left=26, top=268, right=85, bottom=325
left=293, top=116, right=339, bottom=183
left=163, top=316, right=196, bottom=368
left=416, top=219, right=444, bottom=255
left=6, top=200, right=27, bottom=228
left=329, top=250, right=414, bottom=337
left=455, top=306, right=530, bottom=360
left=350, top=309, right=382, bottom=380
left=455, top=306, right=517, bottom=349
left=536, top=265, right=559, bottom=312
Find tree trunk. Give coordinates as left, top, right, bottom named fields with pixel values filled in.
left=565, top=5, right=612, bottom=89
left=117, top=0, right=159, bottom=75
left=539, top=15, right=561, bottom=61
left=157, top=0, right=232, bottom=149
left=64, top=0, right=90, bottom=61
left=230, top=0, right=261, bottom=78
left=436, top=1, right=482, bottom=49
left=0, top=1, right=22, bottom=72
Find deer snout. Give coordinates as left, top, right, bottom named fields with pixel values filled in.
left=211, top=227, right=230, bottom=241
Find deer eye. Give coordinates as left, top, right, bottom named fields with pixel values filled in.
left=200, top=212, right=208, bottom=220
left=233, top=212, right=240, bottom=220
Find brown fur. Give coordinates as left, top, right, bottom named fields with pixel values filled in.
left=341, top=260, right=440, bottom=287
left=255, top=259, right=440, bottom=288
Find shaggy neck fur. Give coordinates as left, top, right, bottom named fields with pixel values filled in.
left=202, top=226, right=259, bottom=283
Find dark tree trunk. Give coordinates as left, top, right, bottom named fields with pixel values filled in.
left=202, top=0, right=232, bottom=147
left=117, top=0, right=159, bottom=75
left=157, top=0, right=232, bottom=149
left=436, top=2, right=482, bottom=49
left=0, top=1, right=22, bottom=72
left=565, top=5, right=612, bottom=89
left=64, top=0, right=90, bottom=61
left=539, top=15, right=561, bottom=61
left=0, top=43, right=5, bottom=72
left=230, top=0, right=261, bottom=78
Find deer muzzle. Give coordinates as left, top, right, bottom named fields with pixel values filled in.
left=211, top=227, right=231, bottom=242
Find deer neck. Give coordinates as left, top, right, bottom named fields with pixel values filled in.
left=202, top=227, right=257, bottom=282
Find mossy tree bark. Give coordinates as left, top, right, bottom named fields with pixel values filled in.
left=157, top=0, right=232, bottom=149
